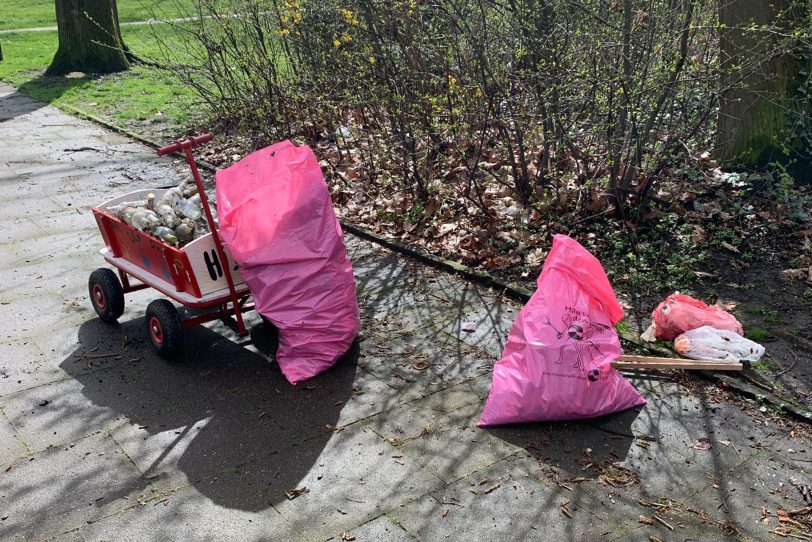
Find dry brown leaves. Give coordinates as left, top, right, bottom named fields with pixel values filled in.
left=768, top=506, right=812, bottom=539
left=597, top=463, right=641, bottom=488
left=284, top=486, right=309, bottom=500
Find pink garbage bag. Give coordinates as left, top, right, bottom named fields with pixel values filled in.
left=479, top=235, right=645, bottom=426
left=216, top=140, right=360, bottom=384
left=651, top=294, right=743, bottom=341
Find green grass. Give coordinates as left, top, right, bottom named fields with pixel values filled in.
left=0, top=0, right=196, bottom=31
left=751, top=357, right=779, bottom=374
left=0, top=25, right=202, bottom=137
left=615, top=320, right=631, bottom=334
left=745, top=305, right=785, bottom=326
left=746, top=327, right=769, bottom=341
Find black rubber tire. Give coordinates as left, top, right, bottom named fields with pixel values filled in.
left=260, top=314, right=275, bottom=329
left=88, top=268, right=125, bottom=323
left=145, top=299, right=184, bottom=360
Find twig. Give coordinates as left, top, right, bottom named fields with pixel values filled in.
left=769, top=530, right=812, bottom=540
left=773, top=350, right=799, bottom=379
left=79, top=352, right=121, bottom=359
left=65, top=146, right=103, bottom=153
left=484, top=483, right=501, bottom=494
left=653, top=516, right=674, bottom=531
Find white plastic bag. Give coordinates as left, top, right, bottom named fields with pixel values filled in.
left=674, top=326, right=765, bottom=362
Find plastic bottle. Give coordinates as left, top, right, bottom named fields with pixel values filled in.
left=146, top=193, right=156, bottom=211
left=158, top=187, right=183, bottom=209
left=119, top=206, right=138, bottom=225
left=175, top=221, right=194, bottom=243
left=175, top=198, right=202, bottom=221
left=130, top=210, right=160, bottom=231
left=153, top=226, right=179, bottom=246
left=181, top=179, right=198, bottom=198
left=107, top=203, right=128, bottom=216
left=155, top=204, right=179, bottom=228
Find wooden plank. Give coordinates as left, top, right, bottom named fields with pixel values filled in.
left=612, top=355, right=742, bottom=371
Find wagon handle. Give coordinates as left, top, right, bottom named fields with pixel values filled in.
left=157, top=133, right=213, bottom=157
left=166, top=134, right=249, bottom=338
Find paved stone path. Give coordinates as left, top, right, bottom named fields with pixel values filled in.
left=2, top=84, right=812, bottom=541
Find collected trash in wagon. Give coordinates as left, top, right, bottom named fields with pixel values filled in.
left=216, top=140, right=360, bottom=385
left=105, top=177, right=213, bottom=247
left=478, top=234, right=646, bottom=426
left=89, top=134, right=253, bottom=359
left=644, top=293, right=743, bottom=341
left=674, top=326, right=765, bottom=363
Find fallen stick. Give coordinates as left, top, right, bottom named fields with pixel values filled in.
left=79, top=352, right=121, bottom=359
left=612, top=355, right=742, bottom=371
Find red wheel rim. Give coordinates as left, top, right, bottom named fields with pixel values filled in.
left=149, top=316, right=163, bottom=345
left=92, top=284, right=106, bottom=310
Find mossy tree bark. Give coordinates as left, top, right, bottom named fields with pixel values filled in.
left=45, top=0, right=130, bottom=76
left=716, top=0, right=810, bottom=169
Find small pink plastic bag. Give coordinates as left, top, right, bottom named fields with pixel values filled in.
left=651, top=294, right=743, bottom=341
left=479, top=235, right=645, bottom=426
left=216, top=141, right=360, bottom=384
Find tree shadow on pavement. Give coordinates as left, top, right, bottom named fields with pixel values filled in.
left=58, top=316, right=358, bottom=513
left=485, top=406, right=642, bottom=481
left=0, top=90, right=44, bottom=122
left=0, top=74, right=92, bottom=121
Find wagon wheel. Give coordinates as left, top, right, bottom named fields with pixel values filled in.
left=88, top=268, right=125, bottom=323
left=145, top=299, right=184, bottom=360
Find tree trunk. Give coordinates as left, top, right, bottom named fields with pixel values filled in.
left=46, top=0, right=130, bottom=76
left=716, top=0, right=809, bottom=169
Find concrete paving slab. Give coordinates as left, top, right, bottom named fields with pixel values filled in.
left=47, top=333, right=358, bottom=495
left=613, top=524, right=740, bottom=542
left=0, top=339, right=65, bottom=397
left=345, top=236, right=382, bottom=262
left=32, top=208, right=97, bottom=236
left=8, top=230, right=97, bottom=265
left=0, top=243, right=23, bottom=270
left=0, top=217, right=48, bottom=244
left=0, top=253, right=98, bottom=299
left=80, top=478, right=290, bottom=542
left=412, top=270, right=517, bottom=357
left=336, top=515, right=418, bottom=541
left=269, top=425, right=445, bottom=541
left=42, top=529, right=85, bottom=542
left=370, top=389, right=521, bottom=483
left=392, top=457, right=621, bottom=541
left=110, top=416, right=220, bottom=495
left=3, top=194, right=66, bottom=220
left=34, top=316, right=140, bottom=374
left=0, top=292, right=85, bottom=340
left=358, top=319, right=493, bottom=404
left=0, top=376, right=126, bottom=453
left=366, top=377, right=490, bottom=444
left=0, top=411, right=29, bottom=464
left=0, top=433, right=148, bottom=541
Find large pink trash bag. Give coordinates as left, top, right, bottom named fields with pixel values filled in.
left=479, top=235, right=645, bottom=426
left=216, top=140, right=360, bottom=384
